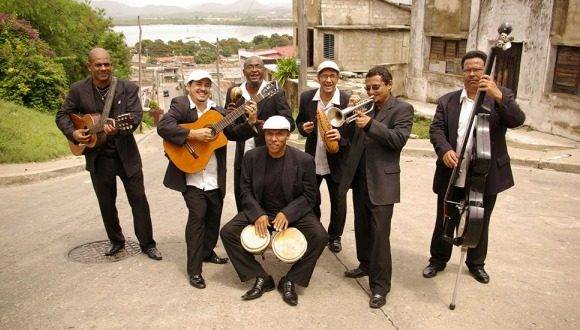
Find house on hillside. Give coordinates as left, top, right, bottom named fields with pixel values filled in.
left=406, top=0, right=580, bottom=139
left=292, top=0, right=411, bottom=94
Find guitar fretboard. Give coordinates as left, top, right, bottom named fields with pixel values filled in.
left=212, top=89, right=271, bottom=133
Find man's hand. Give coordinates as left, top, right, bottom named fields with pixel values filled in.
left=302, top=121, right=314, bottom=134
left=348, top=94, right=361, bottom=107
left=72, top=128, right=91, bottom=144
left=443, top=150, right=459, bottom=168
left=272, top=212, right=288, bottom=232
left=478, top=75, right=503, bottom=103
left=103, top=123, right=118, bottom=136
left=244, top=101, right=257, bottom=126
left=354, top=110, right=371, bottom=129
left=188, top=128, right=214, bottom=142
left=254, top=215, right=270, bottom=238
left=325, top=128, right=341, bottom=141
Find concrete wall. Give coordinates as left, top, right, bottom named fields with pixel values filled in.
left=406, top=0, right=580, bottom=139
left=424, top=0, right=470, bottom=37
left=318, top=0, right=410, bottom=26
left=313, top=29, right=409, bottom=72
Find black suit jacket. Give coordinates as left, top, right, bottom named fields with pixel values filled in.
left=55, top=77, right=143, bottom=177
left=295, top=88, right=350, bottom=182
left=339, top=96, right=414, bottom=205
left=157, top=95, right=227, bottom=198
left=224, top=83, right=295, bottom=173
left=430, top=87, right=526, bottom=196
left=240, top=146, right=317, bottom=225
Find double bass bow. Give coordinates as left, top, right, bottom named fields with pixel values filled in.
left=442, top=23, right=514, bottom=310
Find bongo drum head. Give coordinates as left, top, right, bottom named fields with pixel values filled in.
left=241, top=224, right=270, bottom=254
left=271, top=228, right=307, bottom=263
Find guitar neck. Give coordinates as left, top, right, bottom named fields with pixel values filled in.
left=212, top=92, right=269, bottom=133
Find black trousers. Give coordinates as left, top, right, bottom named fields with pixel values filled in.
left=234, top=166, right=243, bottom=213
left=315, top=174, right=347, bottom=241
left=220, top=212, right=328, bottom=287
left=429, top=189, right=497, bottom=269
left=90, top=155, right=155, bottom=250
left=182, top=186, right=223, bottom=276
left=352, top=177, right=394, bottom=297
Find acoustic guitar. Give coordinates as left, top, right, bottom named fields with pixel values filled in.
left=68, top=113, right=133, bottom=156
left=163, top=81, right=278, bottom=174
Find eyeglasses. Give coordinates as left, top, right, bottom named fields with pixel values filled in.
left=365, top=84, right=384, bottom=92
left=319, top=74, right=338, bottom=80
left=245, top=64, right=264, bottom=70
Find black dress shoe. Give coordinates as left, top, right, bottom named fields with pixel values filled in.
left=189, top=274, right=206, bottom=289
left=328, top=238, right=342, bottom=253
left=277, top=277, right=298, bottom=306
left=241, top=276, right=275, bottom=300
left=104, top=242, right=125, bottom=256
left=469, top=267, right=490, bottom=284
left=369, top=293, right=386, bottom=309
left=143, top=247, right=162, bottom=260
left=422, top=263, right=445, bottom=278
left=344, top=267, right=368, bottom=278
left=203, top=252, right=229, bottom=264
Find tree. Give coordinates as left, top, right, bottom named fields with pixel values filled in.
left=0, top=14, right=68, bottom=112
left=0, top=0, right=131, bottom=82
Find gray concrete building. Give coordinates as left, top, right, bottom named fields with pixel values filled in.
left=406, top=0, right=580, bottom=139
left=292, top=0, right=411, bottom=76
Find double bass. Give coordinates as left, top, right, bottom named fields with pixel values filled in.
left=442, top=23, right=514, bottom=310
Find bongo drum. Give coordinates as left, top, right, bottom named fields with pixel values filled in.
left=271, top=228, right=307, bottom=263
left=241, top=224, right=270, bottom=254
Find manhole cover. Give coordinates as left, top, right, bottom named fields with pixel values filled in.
left=68, top=239, right=141, bottom=263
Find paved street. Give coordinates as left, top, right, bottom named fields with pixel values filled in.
left=0, top=133, right=579, bottom=328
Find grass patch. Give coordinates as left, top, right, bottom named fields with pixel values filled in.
left=0, top=100, right=70, bottom=163
left=412, top=115, right=431, bottom=139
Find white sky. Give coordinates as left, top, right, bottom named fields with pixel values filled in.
left=98, top=0, right=291, bottom=7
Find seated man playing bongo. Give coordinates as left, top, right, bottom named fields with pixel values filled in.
left=220, top=116, right=328, bottom=306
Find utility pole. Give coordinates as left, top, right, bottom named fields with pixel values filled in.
left=215, top=37, right=222, bottom=105
left=138, top=16, right=143, bottom=133
left=297, top=0, right=308, bottom=100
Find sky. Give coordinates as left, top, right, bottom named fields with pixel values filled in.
left=97, top=0, right=291, bottom=7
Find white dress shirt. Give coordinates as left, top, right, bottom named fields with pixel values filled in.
left=240, top=80, right=268, bottom=154
left=312, top=88, right=341, bottom=176
left=185, top=95, right=219, bottom=190
left=455, top=89, right=476, bottom=188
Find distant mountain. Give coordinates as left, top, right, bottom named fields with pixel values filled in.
left=92, top=0, right=291, bottom=20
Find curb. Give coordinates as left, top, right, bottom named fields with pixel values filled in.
left=0, top=130, right=157, bottom=187
left=287, top=139, right=580, bottom=174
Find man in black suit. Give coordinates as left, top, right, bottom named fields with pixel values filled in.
left=157, top=70, right=232, bottom=289
left=296, top=60, right=350, bottom=253
left=55, top=48, right=161, bottom=260
left=224, top=56, right=295, bottom=212
left=220, top=116, right=328, bottom=306
left=339, top=66, right=414, bottom=309
left=422, top=50, right=526, bottom=284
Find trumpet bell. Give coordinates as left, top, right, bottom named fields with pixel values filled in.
left=325, top=107, right=346, bottom=127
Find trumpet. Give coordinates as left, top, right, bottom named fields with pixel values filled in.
left=325, top=97, right=375, bottom=127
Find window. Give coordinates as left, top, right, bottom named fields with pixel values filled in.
left=323, top=34, right=335, bottom=60
left=429, top=37, right=467, bottom=75
left=553, top=46, right=580, bottom=95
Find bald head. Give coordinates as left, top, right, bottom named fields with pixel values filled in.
left=88, top=48, right=111, bottom=64
left=87, top=48, right=112, bottom=87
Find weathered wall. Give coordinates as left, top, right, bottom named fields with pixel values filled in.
left=406, top=0, right=580, bottom=138
left=314, top=29, right=409, bottom=72
left=424, top=0, right=470, bottom=37
left=320, top=0, right=410, bottom=26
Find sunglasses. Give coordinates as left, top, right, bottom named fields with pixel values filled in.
left=365, top=84, right=384, bottom=92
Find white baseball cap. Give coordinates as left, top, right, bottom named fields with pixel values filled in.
left=317, top=60, right=340, bottom=74
left=186, top=70, right=214, bottom=84
left=263, top=115, right=291, bottom=131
